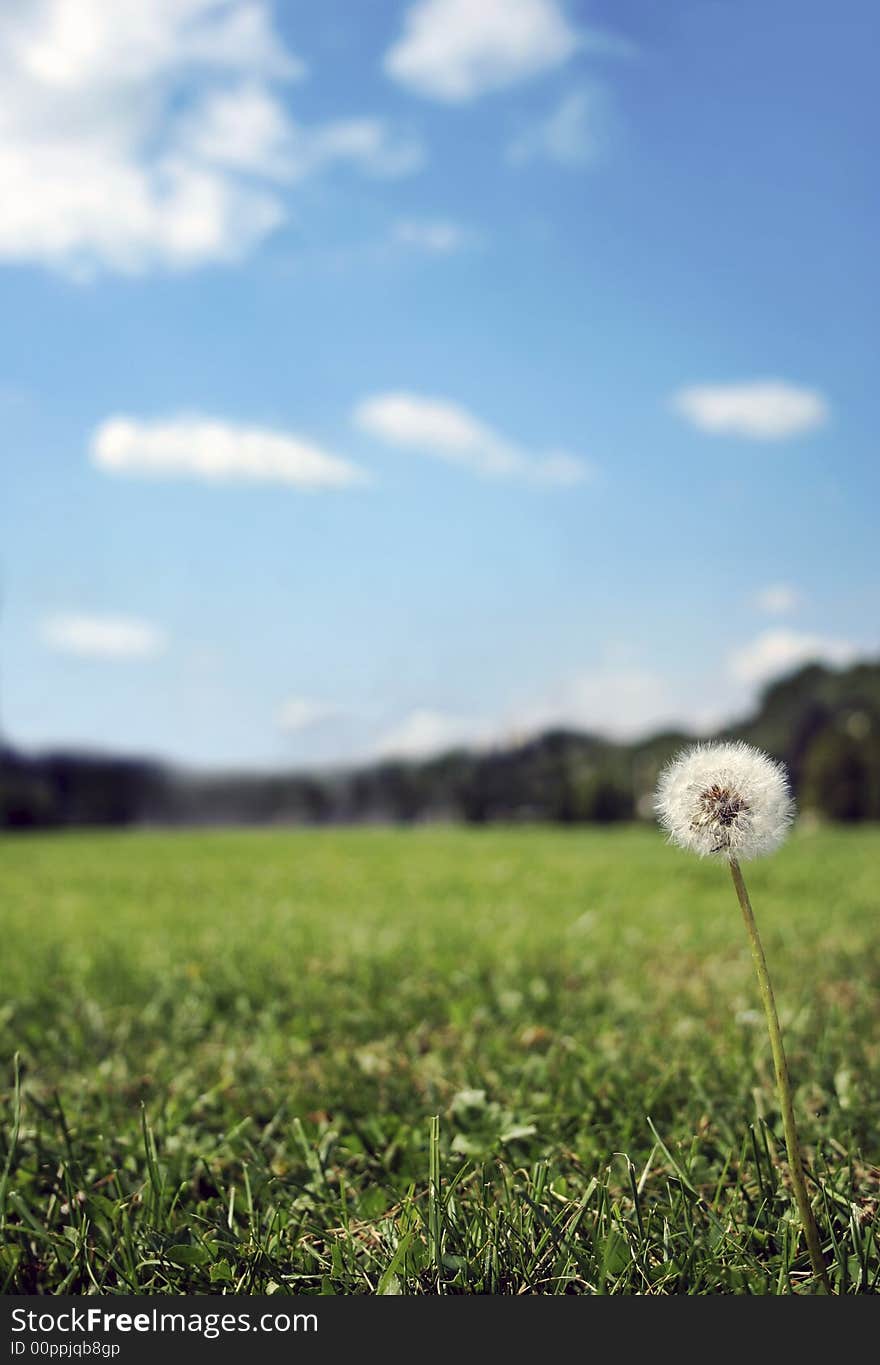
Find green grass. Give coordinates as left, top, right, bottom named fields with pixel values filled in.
left=1, top=824, right=878, bottom=1294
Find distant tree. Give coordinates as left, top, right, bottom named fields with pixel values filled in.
left=571, top=774, right=634, bottom=823
left=0, top=765, right=57, bottom=827
left=3, top=659, right=880, bottom=828
left=800, top=728, right=872, bottom=821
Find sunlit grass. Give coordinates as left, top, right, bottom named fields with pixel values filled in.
left=1, top=824, right=878, bottom=1293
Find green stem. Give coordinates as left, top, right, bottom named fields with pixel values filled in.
left=729, top=859, right=831, bottom=1293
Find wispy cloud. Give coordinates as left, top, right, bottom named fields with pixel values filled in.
left=276, top=697, right=344, bottom=733
left=384, top=0, right=579, bottom=102
left=508, top=666, right=687, bottom=742
left=41, top=614, right=166, bottom=660
left=373, top=709, right=481, bottom=760
left=178, top=84, right=424, bottom=182
left=672, top=381, right=829, bottom=440
left=393, top=218, right=472, bottom=253
left=0, top=1, right=422, bottom=276
left=729, top=629, right=857, bottom=686
left=91, top=416, right=368, bottom=490
left=282, top=116, right=422, bottom=182
left=754, top=583, right=802, bottom=615
left=373, top=665, right=687, bottom=762
left=353, top=391, right=591, bottom=484
left=507, top=87, right=607, bottom=167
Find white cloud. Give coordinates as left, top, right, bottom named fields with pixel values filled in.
left=509, top=667, right=685, bottom=742
left=173, top=85, right=425, bottom=183
left=290, top=118, right=424, bottom=180
left=41, top=613, right=166, bottom=659
left=729, top=629, right=858, bottom=686
left=374, top=666, right=685, bottom=762
left=91, top=416, right=368, bottom=489
left=672, top=381, right=829, bottom=440
left=384, top=0, right=579, bottom=101
left=393, top=218, right=470, bottom=252
left=0, top=2, right=422, bottom=276
left=353, top=391, right=591, bottom=484
left=507, top=87, right=605, bottom=166
left=276, top=697, right=343, bottom=733
left=11, top=0, right=299, bottom=87
left=374, top=709, right=481, bottom=760
left=754, top=583, right=802, bottom=615
left=174, top=81, right=300, bottom=180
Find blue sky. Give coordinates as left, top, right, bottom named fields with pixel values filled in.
left=1, top=0, right=877, bottom=767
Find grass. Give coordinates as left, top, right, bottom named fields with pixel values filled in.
left=0, top=823, right=878, bottom=1295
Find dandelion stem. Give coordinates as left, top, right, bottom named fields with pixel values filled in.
left=729, top=858, right=831, bottom=1293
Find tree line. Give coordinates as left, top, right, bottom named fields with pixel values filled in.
left=2, top=661, right=879, bottom=829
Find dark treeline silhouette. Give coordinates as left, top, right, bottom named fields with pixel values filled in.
left=3, top=660, right=880, bottom=830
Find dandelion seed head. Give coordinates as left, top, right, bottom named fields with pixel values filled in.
left=654, top=741, right=794, bottom=861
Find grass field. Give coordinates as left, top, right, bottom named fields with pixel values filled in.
left=1, top=824, right=878, bottom=1294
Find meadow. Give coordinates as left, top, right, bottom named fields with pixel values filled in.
left=1, top=824, right=878, bottom=1295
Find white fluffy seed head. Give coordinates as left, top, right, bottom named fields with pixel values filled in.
left=654, top=741, right=795, bottom=861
